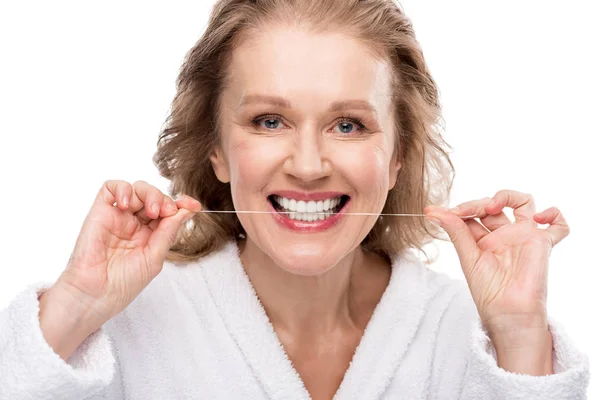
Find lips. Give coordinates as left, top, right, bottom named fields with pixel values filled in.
left=268, top=195, right=349, bottom=222
left=267, top=192, right=350, bottom=232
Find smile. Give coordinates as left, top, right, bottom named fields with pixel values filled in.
left=267, top=193, right=350, bottom=232
left=268, top=195, right=349, bottom=221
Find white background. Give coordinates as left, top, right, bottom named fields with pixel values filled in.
left=0, top=0, right=598, bottom=396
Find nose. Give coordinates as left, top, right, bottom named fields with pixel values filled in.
left=283, top=128, right=332, bottom=183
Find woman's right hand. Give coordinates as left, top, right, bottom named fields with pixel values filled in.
left=38, top=180, right=201, bottom=360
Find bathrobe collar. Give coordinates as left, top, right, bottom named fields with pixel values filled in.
left=200, top=241, right=441, bottom=400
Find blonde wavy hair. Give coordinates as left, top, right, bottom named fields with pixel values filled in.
left=153, top=0, right=454, bottom=262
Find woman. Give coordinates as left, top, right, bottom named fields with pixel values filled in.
left=0, top=0, right=589, bottom=399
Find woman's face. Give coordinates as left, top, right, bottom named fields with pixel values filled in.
left=212, top=26, right=401, bottom=275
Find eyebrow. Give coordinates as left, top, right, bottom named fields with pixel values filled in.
left=238, top=94, right=378, bottom=115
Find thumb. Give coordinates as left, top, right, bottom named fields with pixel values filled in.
left=426, top=207, right=481, bottom=276
left=146, top=208, right=195, bottom=269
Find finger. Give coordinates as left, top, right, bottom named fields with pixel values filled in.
left=426, top=206, right=482, bottom=276
left=424, top=206, right=476, bottom=220
left=97, top=180, right=130, bottom=208
left=449, top=197, right=496, bottom=219
left=480, top=212, right=511, bottom=231
left=465, top=219, right=490, bottom=243
left=110, top=181, right=133, bottom=211
left=473, top=199, right=512, bottom=231
left=534, top=207, right=570, bottom=246
left=145, top=208, right=196, bottom=273
left=147, top=194, right=201, bottom=231
left=490, top=190, right=536, bottom=222
left=131, top=180, right=167, bottom=223
left=118, top=183, right=133, bottom=211
left=447, top=197, right=511, bottom=230
left=159, top=196, right=179, bottom=218
left=127, top=187, right=144, bottom=214
left=174, top=195, right=203, bottom=212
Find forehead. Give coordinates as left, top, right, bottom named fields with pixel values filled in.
left=225, top=27, right=393, bottom=112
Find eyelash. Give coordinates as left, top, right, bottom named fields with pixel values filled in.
left=250, top=114, right=367, bottom=134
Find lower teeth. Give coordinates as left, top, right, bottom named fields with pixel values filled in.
left=280, top=208, right=339, bottom=222
left=288, top=212, right=332, bottom=221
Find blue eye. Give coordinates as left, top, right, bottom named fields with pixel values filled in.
left=250, top=114, right=367, bottom=135
left=338, top=122, right=353, bottom=134
left=251, top=115, right=285, bottom=131
left=334, top=119, right=366, bottom=135
left=262, top=118, right=281, bottom=129
left=336, top=116, right=365, bottom=136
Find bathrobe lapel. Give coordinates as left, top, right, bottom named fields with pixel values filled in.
left=201, top=241, right=310, bottom=399
left=332, top=253, right=444, bottom=399
left=201, top=241, right=440, bottom=400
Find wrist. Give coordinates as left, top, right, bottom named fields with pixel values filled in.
left=484, top=314, right=554, bottom=376
left=38, top=284, right=103, bottom=361
left=493, top=329, right=554, bottom=376
left=484, top=313, right=549, bottom=350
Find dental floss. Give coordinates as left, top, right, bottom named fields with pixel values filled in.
left=198, top=210, right=477, bottom=219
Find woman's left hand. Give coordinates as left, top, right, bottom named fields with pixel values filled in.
left=424, top=189, right=569, bottom=374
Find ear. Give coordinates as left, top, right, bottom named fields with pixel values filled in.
left=209, top=146, right=231, bottom=183
left=388, top=152, right=402, bottom=191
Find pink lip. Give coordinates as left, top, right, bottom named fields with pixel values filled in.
left=270, top=190, right=346, bottom=202
left=268, top=195, right=351, bottom=233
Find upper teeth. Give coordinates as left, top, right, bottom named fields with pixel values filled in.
left=274, top=196, right=342, bottom=212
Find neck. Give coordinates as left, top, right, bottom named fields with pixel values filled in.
left=238, top=239, right=391, bottom=338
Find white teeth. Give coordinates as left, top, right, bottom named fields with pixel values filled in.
left=291, top=212, right=326, bottom=221
left=296, top=200, right=307, bottom=213
left=272, top=195, right=345, bottom=221
left=274, top=196, right=342, bottom=211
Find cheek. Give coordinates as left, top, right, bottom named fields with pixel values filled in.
left=227, top=136, right=287, bottom=197
left=334, top=142, right=391, bottom=195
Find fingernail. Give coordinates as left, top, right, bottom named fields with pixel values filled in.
left=166, top=203, right=177, bottom=213
left=152, top=203, right=160, bottom=217
left=427, top=217, right=442, bottom=226
left=449, top=207, right=461, bottom=214
left=123, top=195, right=129, bottom=208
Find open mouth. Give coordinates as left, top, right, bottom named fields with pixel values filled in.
left=268, top=195, right=350, bottom=222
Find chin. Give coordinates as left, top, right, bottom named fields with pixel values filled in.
left=268, top=242, right=346, bottom=276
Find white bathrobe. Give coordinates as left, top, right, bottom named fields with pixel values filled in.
left=0, top=241, right=590, bottom=399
